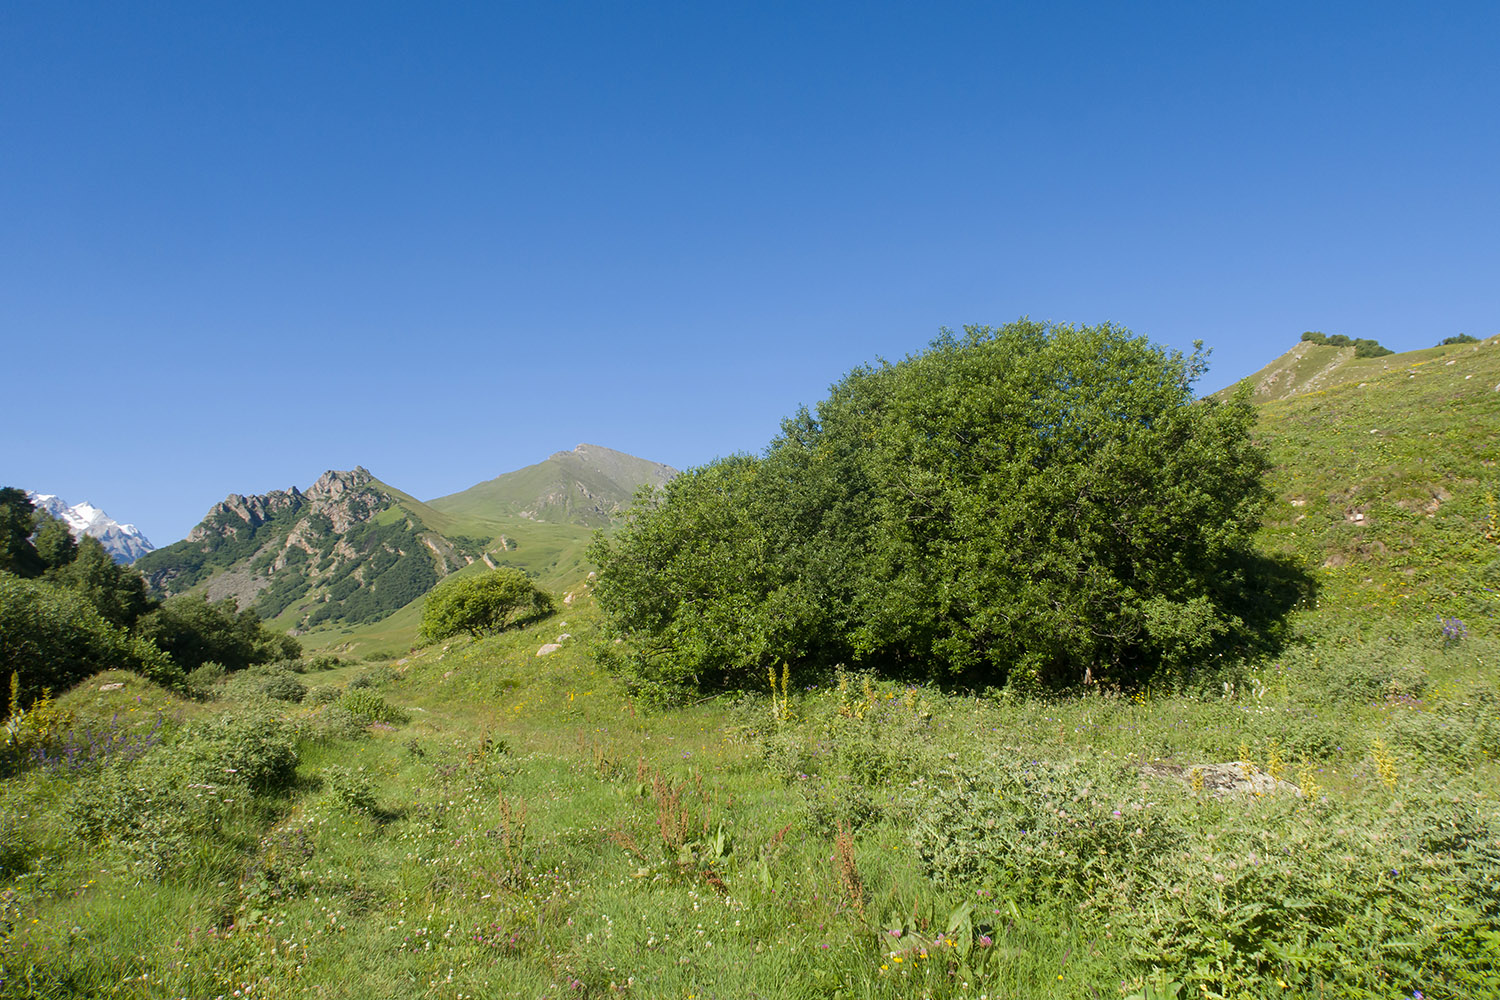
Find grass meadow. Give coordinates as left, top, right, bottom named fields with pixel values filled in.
left=3, top=590, right=1497, bottom=999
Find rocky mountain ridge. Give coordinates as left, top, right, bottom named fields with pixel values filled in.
left=134, top=467, right=484, bottom=631
left=132, top=445, right=676, bottom=636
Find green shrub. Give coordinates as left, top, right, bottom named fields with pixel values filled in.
left=594, top=321, right=1297, bottom=692
left=0, top=575, right=181, bottom=705
left=134, top=593, right=300, bottom=673
left=176, top=710, right=299, bottom=794
left=255, top=670, right=307, bottom=704
left=307, top=684, right=343, bottom=705
left=1127, top=798, right=1500, bottom=996
left=299, top=703, right=368, bottom=743
left=185, top=661, right=227, bottom=698
left=64, top=755, right=234, bottom=879
left=418, top=567, right=554, bottom=642
left=347, top=664, right=396, bottom=690
left=323, top=764, right=377, bottom=813
left=909, top=759, right=1182, bottom=905
left=340, top=689, right=409, bottom=725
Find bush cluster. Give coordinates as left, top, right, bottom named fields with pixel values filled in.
left=594, top=321, right=1296, bottom=692
left=339, top=689, right=410, bottom=725
left=418, top=568, right=554, bottom=643
left=64, top=710, right=299, bottom=879
left=1299, top=329, right=1394, bottom=357
left=908, top=757, right=1500, bottom=994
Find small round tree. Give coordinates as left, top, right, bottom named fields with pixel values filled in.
left=418, top=568, right=555, bottom=643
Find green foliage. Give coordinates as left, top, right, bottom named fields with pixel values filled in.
left=323, top=764, right=377, bottom=813
left=1299, top=329, right=1395, bottom=358
left=62, top=710, right=297, bottom=880
left=30, top=512, right=77, bottom=571
left=595, top=321, right=1296, bottom=691
left=1124, top=798, right=1500, bottom=995
left=911, top=759, right=1181, bottom=903
left=174, top=709, right=300, bottom=794
left=48, top=534, right=152, bottom=627
left=339, top=688, right=410, bottom=725
left=229, top=663, right=308, bottom=704
left=1440, top=333, right=1480, bottom=345
left=135, top=593, right=300, bottom=673
left=64, top=759, right=228, bottom=879
left=417, top=567, right=555, bottom=642
left=0, top=487, right=44, bottom=578
left=0, top=574, right=180, bottom=706
left=185, top=661, right=227, bottom=698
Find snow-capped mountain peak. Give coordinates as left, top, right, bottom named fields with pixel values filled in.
left=26, top=492, right=155, bottom=564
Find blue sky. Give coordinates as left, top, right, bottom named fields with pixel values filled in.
left=4, top=2, right=1497, bottom=545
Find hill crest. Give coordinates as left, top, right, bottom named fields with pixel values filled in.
left=427, top=443, right=677, bottom=527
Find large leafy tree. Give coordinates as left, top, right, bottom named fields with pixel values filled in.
left=31, top=512, right=78, bottom=571
left=593, top=321, right=1287, bottom=691
left=0, top=575, right=180, bottom=704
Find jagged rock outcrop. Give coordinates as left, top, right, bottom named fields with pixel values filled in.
left=134, top=467, right=482, bottom=631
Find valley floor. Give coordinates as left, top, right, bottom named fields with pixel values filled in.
left=3, top=600, right=1497, bottom=999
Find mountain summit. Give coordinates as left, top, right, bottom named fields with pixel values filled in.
left=27, top=492, right=155, bottom=564
left=426, top=443, right=677, bottom=526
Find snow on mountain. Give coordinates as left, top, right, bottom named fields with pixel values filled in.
left=27, top=492, right=156, bottom=565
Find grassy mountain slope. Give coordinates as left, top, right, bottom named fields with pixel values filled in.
left=1229, top=335, right=1500, bottom=631
left=427, top=443, right=677, bottom=527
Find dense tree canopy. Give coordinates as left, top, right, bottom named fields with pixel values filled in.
left=135, top=594, right=301, bottom=673
left=418, top=568, right=555, bottom=642
left=0, top=574, right=181, bottom=704
left=592, top=321, right=1287, bottom=693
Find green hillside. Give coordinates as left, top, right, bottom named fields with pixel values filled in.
left=1232, top=335, right=1500, bottom=630
left=428, top=443, right=677, bottom=527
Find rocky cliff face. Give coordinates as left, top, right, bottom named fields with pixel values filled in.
left=133, top=467, right=480, bottom=631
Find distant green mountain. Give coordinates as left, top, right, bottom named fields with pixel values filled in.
left=132, top=446, right=677, bottom=644
left=427, top=443, right=677, bottom=527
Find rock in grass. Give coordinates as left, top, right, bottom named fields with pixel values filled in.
left=536, top=643, right=563, bottom=657
left=1138, top=761, right=1301, bottom=798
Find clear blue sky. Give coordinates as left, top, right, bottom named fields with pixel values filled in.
left=4, top=1, right=1497, bottom=545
